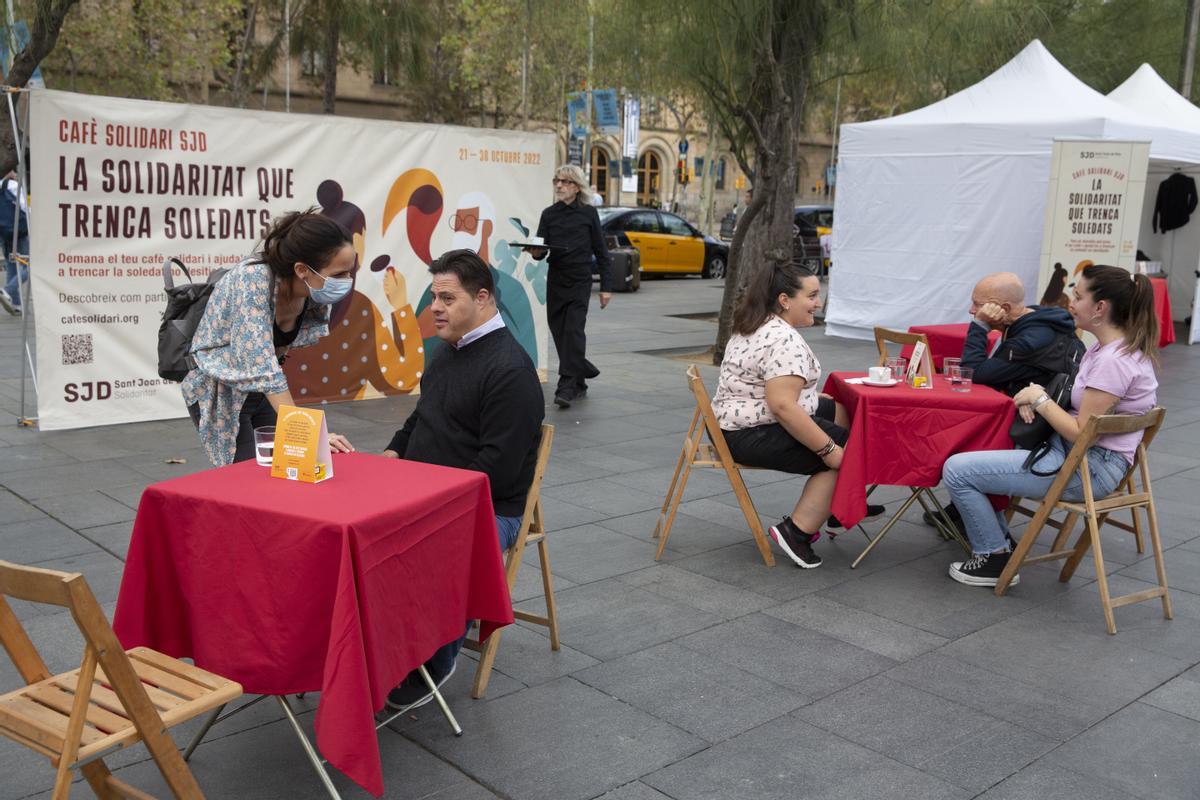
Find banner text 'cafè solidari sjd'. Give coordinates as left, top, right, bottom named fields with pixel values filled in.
left=31, top=89, right=555, bottom=430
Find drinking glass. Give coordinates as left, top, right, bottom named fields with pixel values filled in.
left=885, top=356, right=907, bottom=381
left=948, top=366, right=973, bottom=392
left=942, top=357, right=961, bottom=376
left=253, top=426, right=276, bottom=467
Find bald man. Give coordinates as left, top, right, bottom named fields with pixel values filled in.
left=961, top=272, right=1082, bottom=397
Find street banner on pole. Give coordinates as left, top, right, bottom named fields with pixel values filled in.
left=30, top=89, right=555, bottom=431
left=567, top=92, right=589, bottom=139
left=592, top=89, right=620, bottom=134
left=622, top=98, right=639, bottom=193
left=1037, top=139, right=1150, bottom=305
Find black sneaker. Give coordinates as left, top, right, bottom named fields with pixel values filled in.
left=385, top=661, right=456, bottom=712
left=553, top=389, right=572, bottom=409
left=768, top=517, right=822, bottom=569
left=948, top=551, right=1019, bottom=588
left=827, top=504, right=885, bottom=528
left=924, top=504, right=1017, bottom=548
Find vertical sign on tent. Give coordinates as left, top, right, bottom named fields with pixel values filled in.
left=30, top=89, right=554, bottom=431
left=622, top=98, right=639, bottom=194
left=1037, top=140, right=1150, bottom=310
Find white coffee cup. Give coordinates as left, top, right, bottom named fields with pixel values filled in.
left=868, top=366, right=891, bottom=383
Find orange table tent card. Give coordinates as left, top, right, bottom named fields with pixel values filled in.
left=270, top=405, right=334, bottom=483
left=905, top=341, right=934, bottom=389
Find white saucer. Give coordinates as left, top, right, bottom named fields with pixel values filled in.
left=861, top=377, right=899, bottom=387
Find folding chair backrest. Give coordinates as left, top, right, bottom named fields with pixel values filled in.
left=0, top=559, right=167, bottom=742
left=686, top=364, right=739, bottom=463
left=510, top=424, right=555, bottom=562
left=873, top=327, right=929, bottom=367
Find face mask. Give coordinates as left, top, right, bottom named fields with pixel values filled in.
left=305, top=266, right=353, bottom=305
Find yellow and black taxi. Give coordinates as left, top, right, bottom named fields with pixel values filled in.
left=793, top=204, right=833, bottom=274
left=598, top=206, right=730, bottom=279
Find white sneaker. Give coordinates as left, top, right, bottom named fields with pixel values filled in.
left=0, top=289, right=15, bottom=315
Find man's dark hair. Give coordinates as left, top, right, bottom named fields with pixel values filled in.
left=429, top=248, right=494, bottom=296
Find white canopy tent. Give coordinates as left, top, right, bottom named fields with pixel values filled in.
left=1109, top=63, right=1200, bottom=344
left=827, top=40, right=1200, bottom=340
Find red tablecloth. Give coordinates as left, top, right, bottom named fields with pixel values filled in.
left=1150, top=277, right=1175, bottom=348
left=113, top=453, right=513, bottom=797
left=902, top=324, right=1001, bottom=370
left=823, top=372, right=1014, bottom=529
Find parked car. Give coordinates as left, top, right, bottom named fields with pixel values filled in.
left=793, top=204, right=833, bottom=274
left=597, top=206, right=729, bottom=279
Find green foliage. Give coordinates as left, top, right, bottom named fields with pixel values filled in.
left=33, top=0, right=241, bottom=101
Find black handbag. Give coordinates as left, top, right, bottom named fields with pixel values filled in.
left=1010, top=371, right=1075, bottom=473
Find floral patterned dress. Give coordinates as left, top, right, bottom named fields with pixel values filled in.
left=182, top=260, right=329, bottom=466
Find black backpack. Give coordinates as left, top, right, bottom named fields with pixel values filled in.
left=157, top=258, right=229, bottom=382
left=0, top=179, right=28, bottom=241
left=999, top=330, right=1086, bottom=397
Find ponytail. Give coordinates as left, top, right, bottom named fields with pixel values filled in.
left=731, top=261, right=815, bottom=335
left=1080, top=264, right=1159, bottom=363
left=255, top=208, right=353, bottom=283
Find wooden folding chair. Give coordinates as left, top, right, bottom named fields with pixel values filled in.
left=0, top=560, right=242, bottom=799
left=995, top=408, right=1172, bottom=634
left=653, top=364, right=776, bottom=566
left=873, top=326, right=929, bottom=367
left=462, top=423, right=559, bottom=699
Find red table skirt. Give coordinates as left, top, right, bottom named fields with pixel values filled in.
left=824, top=372, right=1014, bottom=529
left=114, top=454, right=513, bottom=796
left=1150, top=277, right=1175, bottom=348
left=902, top=324, right=1001, bottom=370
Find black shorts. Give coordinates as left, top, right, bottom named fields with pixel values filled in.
left=722, top=396, right=849, bottom=475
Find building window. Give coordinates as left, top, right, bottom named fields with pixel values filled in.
left=301, top=48, right=323, bottom=78
left=591, top=147, right=609, bottom=205
left=716, top=157, right=727, bottom=190
left=637, top=151, right=660, bottom=207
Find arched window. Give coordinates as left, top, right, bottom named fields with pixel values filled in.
left=715, top=157, right=727, bottom=190
left=591, top=148, right=609, bottom=205
left=637, top=151, right=661, bottom=207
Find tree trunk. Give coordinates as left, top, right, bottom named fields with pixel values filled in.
left=321, top=0, right=340, bottom=114
left=230, top=1, right=259, bottom=108
left=1182, top=0, right=1200, bottom=100
left=0, top=0, right=79, bottom=175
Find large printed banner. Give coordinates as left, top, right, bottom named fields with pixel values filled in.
left=1037, top=139, right=1150, bottom=305
left=31, top=90, right=555, bottom=431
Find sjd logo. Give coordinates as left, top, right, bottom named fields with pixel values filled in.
left=64, top=382, right=111, bottom=402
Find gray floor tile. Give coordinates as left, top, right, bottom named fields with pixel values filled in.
left=676, top=613, right=896, bottom=700
left=32, top=490, right=137, bottom=530
left=573, top=641, right=809, bottom=742
left=597, top=508, right=751, bottom=557
left=643, top=712, right=968, bottom=800
left=1141, top=674, right=1200, bottom=723
left=477, top=622, right=599, bottom=688
left=542, top=477, right=665, bottom=517
left=535, top=524, right=660, bottom=584
left=764, top=594, right=950, bottom=661
left=405, top=677, right=706, bottom=800
left=591, top=782, right=675, bottom=800
left=1046, top=702, right=1200, bottom=800
left=1119, top=545, right=1200, bottom=595
left=884, top=652, right=1109, bottom=742
left=0, top=460, right=148, bottom=500
left=517, top=579, right=721, bottom=661
left=975, top=761, right=1141, bottom=800
left=0, top=516, right=97, bottom=563
left=0, top=486, right=49, bottom=524
left=615, top=563, right=777, bottom=619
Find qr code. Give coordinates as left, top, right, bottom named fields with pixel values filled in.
left=61, top=333, right=93, bottom=365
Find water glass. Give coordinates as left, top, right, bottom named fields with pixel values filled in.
left=948, top=366, right=973, bottom=392
left=942, top=357, right=961, bottom=375
left=253, top=426, right=276, bottom=467
left=885, top=356, right=907, bottom=381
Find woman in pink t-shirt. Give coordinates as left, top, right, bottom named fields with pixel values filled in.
left=943, top=264, right=1159, bottom=588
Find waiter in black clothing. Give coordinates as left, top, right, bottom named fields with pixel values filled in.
left=527, top=164, right=612, bottom=408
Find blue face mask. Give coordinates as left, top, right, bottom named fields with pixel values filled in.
left=305, top=266, right=353, bottom=305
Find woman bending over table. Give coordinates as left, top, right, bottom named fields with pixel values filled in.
left=944, top=264, right=1159, bottom=587
left=712, top=262, right=880, bottom=568
left=185, top=210, right=356, bottom=465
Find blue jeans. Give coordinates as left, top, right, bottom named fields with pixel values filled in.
left=3, top=233, right=28, bottom=306
left=943, top=436, right=1129, bottom=555
left=426, top=514, right=522, bottom=678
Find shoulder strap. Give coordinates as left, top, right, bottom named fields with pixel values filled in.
left=161, top=257, right=190, bottom=291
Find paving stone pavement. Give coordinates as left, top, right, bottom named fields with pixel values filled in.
left=2, top=277, right=1200, bottom=799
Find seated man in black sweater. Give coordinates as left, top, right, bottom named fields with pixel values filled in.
left=927, top=271, right=1083, bottom=532
left=382, top=248, right=544, bottom=710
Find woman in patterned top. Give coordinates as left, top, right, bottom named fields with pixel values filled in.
left=184, top=210, right=357, bottom=465
left=713, top=262, right=877, bottom=568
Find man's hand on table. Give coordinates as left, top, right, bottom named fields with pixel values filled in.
left=329, top=433, right=355, bottom=453
left=382, top=449, right=400, bottom=459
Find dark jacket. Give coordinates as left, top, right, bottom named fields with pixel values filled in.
left=386, top=325, right=544, bottom=517
left=535, top=199, right=612, bottom=292
left=960, top=305, right=1081, bottom=397
left=1153, top=172, right=1198, bottom=233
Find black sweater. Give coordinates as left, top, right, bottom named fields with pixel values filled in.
left=535, top=199, right=613, bottom=291
left=386, top=326, right=545, bottom=516
left=1153, top=172, right=1198, bottom=233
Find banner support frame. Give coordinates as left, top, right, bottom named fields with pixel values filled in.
left=4, top=85, right=35, bottom=426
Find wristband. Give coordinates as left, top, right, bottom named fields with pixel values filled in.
left=1032, top=393, right=1052, bottom=411
left=816, top=438, right=837, bottom=458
